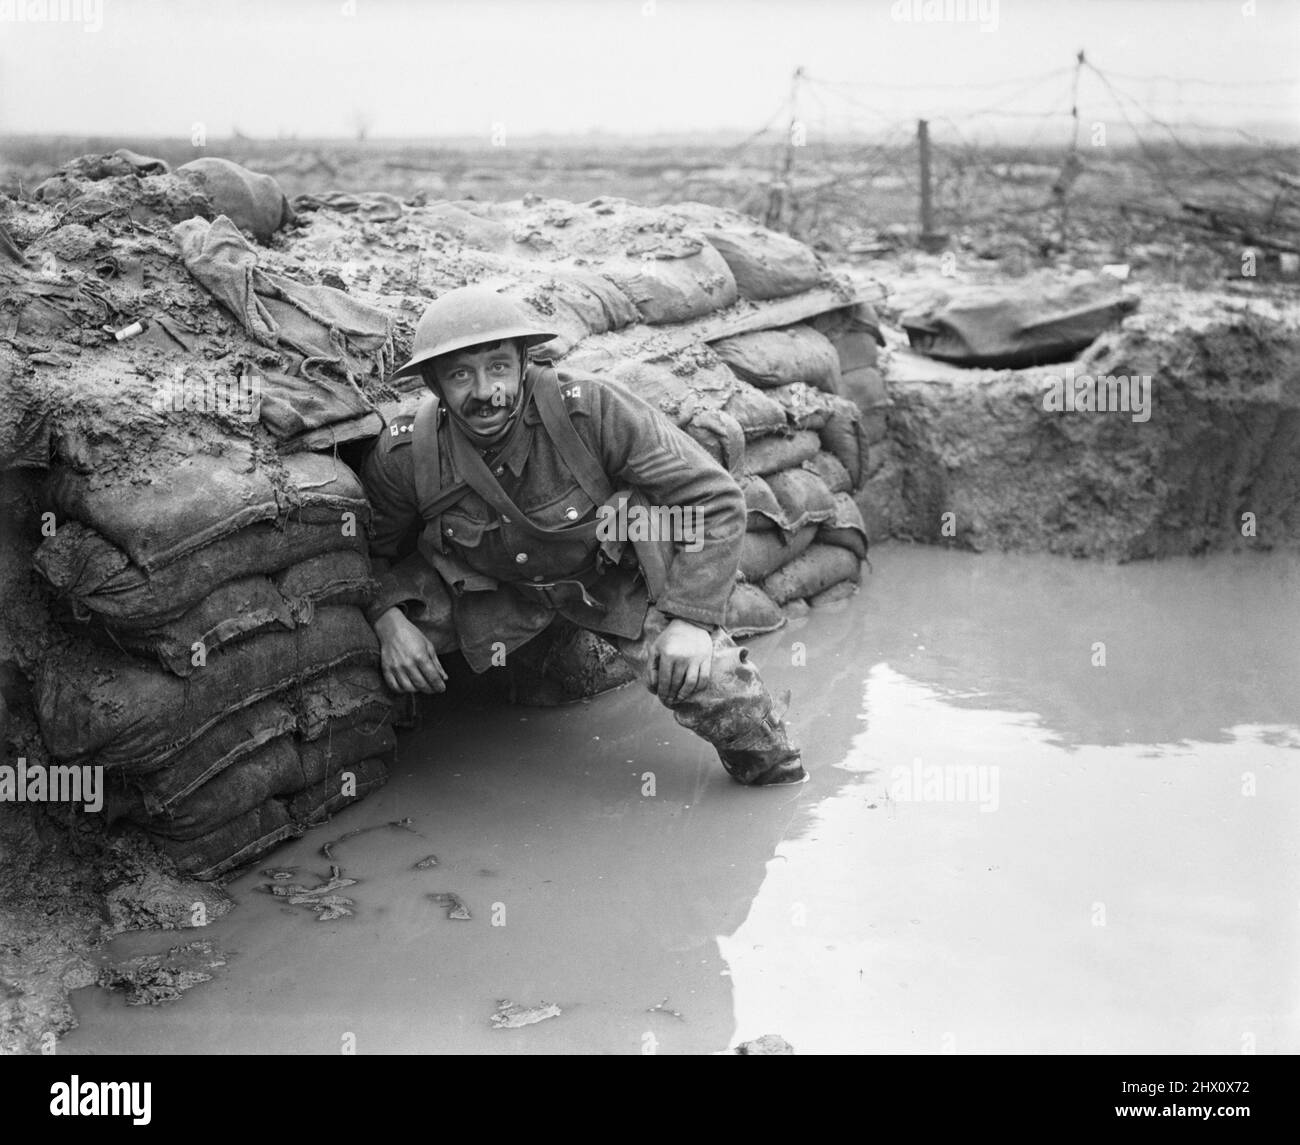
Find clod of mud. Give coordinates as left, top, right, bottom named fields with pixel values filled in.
left=97, top=939, right=227, bottom=1006
left=491, top=1000, right=561, bottom=1029
left=263, top=871, right=357, bottom=921
left=413, top=854, right=439, bottom=869
left=102, top=871, right=234, bottom=937
left=734, top=1034, right=794, bottom=1055
left=428, top=892, right=471, bottom=920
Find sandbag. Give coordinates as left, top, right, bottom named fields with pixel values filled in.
left=713, top=324, right=841, bottom=392
left=143, top=722, right=396, bottom=841
left=67, top=576, right=297, bottom=678
left=724, top=582, right=786, bottom=637
left=34, top=519, right=367, bottom=629
left=699, top=228, right=824, bottom=301
left=133, top=664, right=391, bottom=804
left=765, top=383, right=837, bottom=431
left=49, top=444, right=367, bottom=574
left=177, top=157, right=294, bottom=243
left=256, top=369, right=374, bottom=439
left=739, top=525, right=817, bottom=582
left=809, top=580, right=859, bottom=606
left=741, top=430, right=821, bottom=477
left=609, top=361, right=698, bottom=427
left=36, top=607, right=379, bottom=768
left=765, top=468, right=837, bottom=533
left=684, top=408, right=745, bottom=473
left=505, top=267, right=639, bottom=348
left=761, top=543, right=861, bottom=605
left=816, top=493, right=870, bottom=559
left=818, top=397, right=869, bottom=489
left=600, top=235, right=738, bottom=325
left=723, top=386, right=787, bottom=440
left=801, top=451, right=852, bottom=495
left=274, top=549, right=376, bottom=611
left=156, top=754, right=388, bottom=879
left=739, top=474, right=783, bottom=532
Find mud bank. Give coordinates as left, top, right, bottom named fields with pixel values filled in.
left=860, top=287, right=1300, bottom=558
left=56, top=545, right=1300, bottom=1054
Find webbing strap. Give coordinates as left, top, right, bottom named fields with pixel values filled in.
left=410, top=393, right=469, bottom=550
left=447, top=413, right=603, bottom=545
left=532, top=367, right=614, bottom=505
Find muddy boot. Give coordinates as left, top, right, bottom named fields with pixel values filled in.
left=716, top=712, right=806, bottom=786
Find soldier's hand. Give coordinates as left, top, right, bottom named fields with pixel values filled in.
left=375, top=606, right=448, bottom=695
left=649, top=618, right=714, bottom=704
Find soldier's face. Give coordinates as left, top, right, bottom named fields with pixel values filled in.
left=432, top=341, right=523, bottom=433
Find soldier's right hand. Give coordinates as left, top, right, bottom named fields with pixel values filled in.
left=375, top=607, right=448, bottom=694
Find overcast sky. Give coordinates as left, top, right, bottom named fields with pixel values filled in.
left=0, top=0, right=1296, bottom=140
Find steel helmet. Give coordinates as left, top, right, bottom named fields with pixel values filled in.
left=391, top=285, right=558, bottom=380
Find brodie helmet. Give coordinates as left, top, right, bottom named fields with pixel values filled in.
left=391, top=285, right=558, bottom=380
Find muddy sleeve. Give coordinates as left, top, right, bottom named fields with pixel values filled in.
left=588, top=380, right=745, bottom=628
left=358, top=439, right=449, bottom=626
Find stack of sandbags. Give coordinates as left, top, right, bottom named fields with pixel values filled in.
left=29, top=396, right=394, bottom=879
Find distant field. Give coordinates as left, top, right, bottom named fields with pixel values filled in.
left=3, top=134, right=1296, bottom=283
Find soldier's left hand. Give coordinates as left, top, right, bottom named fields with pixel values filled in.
left=650, top=619, right=714, bottom=704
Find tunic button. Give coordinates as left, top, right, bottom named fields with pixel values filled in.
left=515, top=552, right=528, bottom=564
left=501, top=516, right=510, bottom=524
left=445, top=527, right=454, bottom=535
left=564, top=507, right=579, bottom=520
left=494, top=467, right=504, bottom=476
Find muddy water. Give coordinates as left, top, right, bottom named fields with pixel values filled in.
left=63, top=545, right=1299, bottom=1054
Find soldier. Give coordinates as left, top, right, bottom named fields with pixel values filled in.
left=360, top=285, right=805, bottom=786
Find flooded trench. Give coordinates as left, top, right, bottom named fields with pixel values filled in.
left=61, top=544, right=1300, bottom=1054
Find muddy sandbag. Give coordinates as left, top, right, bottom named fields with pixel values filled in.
left=159, top=750, right=393, bottom=878
left=700, top=228, right=824, bottom=301
left=801, top=451, right=852, bottom=495
left=134, top=664, right=391, bottom=805
left=740, top=474, right=783, bottom=532
left=724, top=582, right=786, bottom=637
left=739, top=524, right=818, bottom=582
left=761, top=543, right=862, bottom=605
left=34, top=519, right=367, bottom=628
left=724, top=386, right=788, bottom=440
left=684, top=407, right=745, bottom=473
left=274, top=549, right=375, bottom=611
left=177, top=157, right=294, bottom=243
left=818, top=397, right=869, bottom=489
left=36, top=607, right=379, bottom=768
left=765, top=383, right=837, bottom=431
left=809, top=580, right=859, bottom=606
left=713, top=325, right=841, bottom=392
left=816, top=493, right=869, bottom=560
left=66, top=576, right=297, bottom=678
left=505, top=268, right=639, bottom=347
left=609, top=360, right=698, bottom=427
left=741, top=430, right=821, bottom=477
left=415, top=201, right=513, bottom=252
left=144, top=722, right=396, bottom=841
left=157, top=799, right=297, bottom=880
left=766, top=468, right=837, bottom=533
left=49, top=447, right=368, bottom=574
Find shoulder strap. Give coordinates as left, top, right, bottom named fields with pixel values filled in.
left=411, top=392, right=471, bottom=548
left=532, top=367, right=614, bottom=505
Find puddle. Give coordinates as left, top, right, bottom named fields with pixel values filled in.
left=62, top=544, right=1300, bottom=1054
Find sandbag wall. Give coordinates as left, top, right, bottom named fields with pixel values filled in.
left=30, top=435, right=395, bottom=879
